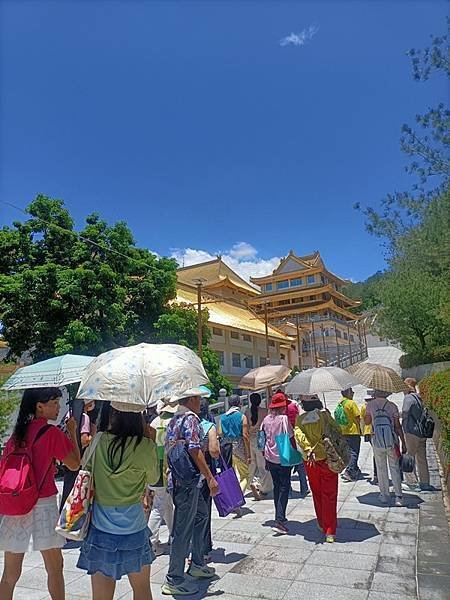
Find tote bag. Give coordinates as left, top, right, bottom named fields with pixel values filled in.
left=213, top=455, right=245, bottom=517
left=275, top=417, right=302, bottom=467
left=55, top=432, right=102, bottom=541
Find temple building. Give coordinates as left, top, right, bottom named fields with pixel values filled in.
left=248, top=250, right=366, bottom=368
left=176, top=258, right=295, bottom=388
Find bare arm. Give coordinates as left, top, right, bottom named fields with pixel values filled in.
left=207, top=426, right=220, bottom=459
left=242, top=414, right=251, bottom=463
left=188, top=448, right=219, bottom=496
left=393, top=416, right=406, bottom=452
left=63, top=417, right=81, bottom=471
left=145, top=424, right=156, bottom=442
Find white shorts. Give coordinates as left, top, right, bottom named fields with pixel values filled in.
left=0, top=495, right=64, bottom=553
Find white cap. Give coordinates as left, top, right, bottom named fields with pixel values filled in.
left=169, top=386, right=211, bottom=403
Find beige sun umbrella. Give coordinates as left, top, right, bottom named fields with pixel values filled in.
left=347, top=362, right=408, bottom=393
left=239, top=364, right=291, bottom=390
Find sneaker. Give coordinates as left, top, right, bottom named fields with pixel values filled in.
left=394, top=496, right=404, bottom=507
left=402, top=482, right=420, bottom=493
left=187, top=564, right=216, bottom=579
left=325, top=534, right=335, bottom=543
left=419, top=484, right=435, bottom=492
left=162, top=582, right=199, bottom=596
left=272, top=522, right=288, bottom=535
left=378, top=494, right=390, bottom=504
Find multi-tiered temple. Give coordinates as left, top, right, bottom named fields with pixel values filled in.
left=248, top=250, right=367, bottom=368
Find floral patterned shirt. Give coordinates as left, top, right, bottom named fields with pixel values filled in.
left=165, top=408, right=201, bottom=452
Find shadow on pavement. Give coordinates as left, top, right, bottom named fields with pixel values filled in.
left=209, top=546, right=248, bottom=564
left=357, top=491, right=424, bottom=509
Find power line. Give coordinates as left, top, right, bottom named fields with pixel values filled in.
left=2, top=201, right=167, bottom=272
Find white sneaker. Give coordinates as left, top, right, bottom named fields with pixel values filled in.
left=402, top=483, right=420, bottom=492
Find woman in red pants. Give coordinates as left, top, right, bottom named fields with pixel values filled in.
left=294, top=395, right=339, bottom=543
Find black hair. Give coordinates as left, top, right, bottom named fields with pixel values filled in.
left=13, top=387, right=62, bottom=446
left=301, top=398, right=324, bottom=412
left=107, top=409, right=144, bottom=473
left=249, top=393, right=261, bottom=426
left=228, top=395, right=241, bottom=408
left=199, top=398, right=211, bottom=421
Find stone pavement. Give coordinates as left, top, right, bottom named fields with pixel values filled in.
left=3, top=345, right=450, bottom=599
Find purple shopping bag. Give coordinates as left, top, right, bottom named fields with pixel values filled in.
left=213, top=456, right=245, bottom=517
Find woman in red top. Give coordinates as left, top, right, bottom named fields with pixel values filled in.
left=0, top=387, right=80, bottom=600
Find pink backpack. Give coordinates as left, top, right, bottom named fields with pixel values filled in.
left=0, top=424, right=52, bottom=516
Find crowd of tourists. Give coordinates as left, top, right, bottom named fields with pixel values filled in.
left=0, top=376, right=435, bottom=599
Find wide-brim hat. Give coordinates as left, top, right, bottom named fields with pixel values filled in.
left=269, top=392, right=288, bottom=409
left=156, top=399, right=179, bottom=415
left=170, top=386, right=211, bottom=404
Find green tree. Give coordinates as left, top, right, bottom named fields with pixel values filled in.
left=356, top=25, right=449, bottom=246
left=154, top=303, right=232, bottom=396
left=344, top=271, right=386, bottom=314
left=0, top=195, right=178, bottom=359
left=377, top=191, right=450, bottom=355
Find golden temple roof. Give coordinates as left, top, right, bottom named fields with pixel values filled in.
left=175, top=286, right=291, bottom=342
left=177, top=258, right=259, bottom=297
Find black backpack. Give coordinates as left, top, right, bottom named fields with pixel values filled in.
left=406, top=393, right=435, bottom=439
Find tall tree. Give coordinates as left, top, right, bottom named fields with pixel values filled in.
left=154, top=303, right=232, bottom=396
left=356, top=24, right=449, bottom=247
left=0, top=195, right=177, bottom=359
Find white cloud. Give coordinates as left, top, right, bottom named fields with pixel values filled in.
left=171, top=244, right=281, bottom=283
left=279, top=25, right=319, bottom=47
left=229, top=242, right=258, bottom=260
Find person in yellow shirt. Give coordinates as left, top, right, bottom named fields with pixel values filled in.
left=295, top=396, right=339, bottom=543
left=360, top=395, right=378, bottom=484
left=334, top=388, right=361, bottom=482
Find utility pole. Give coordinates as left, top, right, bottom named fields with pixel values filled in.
left=334, top=324, right=341, bottom=367
left=357, top=319, right=364, bottom=361
left=264, top=302, right=270, bottom=365
left=346, top=321, right=353, bottom=364
left=311, top=319, right=318, bottom=367
left=321, top=326, right=328, bottom=366
left=295, top=314, right=303, bottom=371
left=192, top=278, right=206, bottom=360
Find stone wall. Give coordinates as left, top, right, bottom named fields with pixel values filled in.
left=402, top=360, right=450, bottom=381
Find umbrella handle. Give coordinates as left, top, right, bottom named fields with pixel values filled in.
left=322, top=392, right=327, bottom=409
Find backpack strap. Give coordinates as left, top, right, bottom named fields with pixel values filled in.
left=32, top=424, right=52, bottom=447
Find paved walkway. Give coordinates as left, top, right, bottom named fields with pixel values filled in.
left=3, top=346, right=449, bottom=599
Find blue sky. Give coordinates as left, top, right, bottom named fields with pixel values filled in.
left=0, top=1, right=447, bottom=282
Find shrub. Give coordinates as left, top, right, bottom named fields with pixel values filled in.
left=420, top=369, right=450, bottom=454
left=400, top=346, right=450, bottom=369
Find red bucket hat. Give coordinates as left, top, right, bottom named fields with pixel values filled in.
left=269, top=392, right=288, bottom=409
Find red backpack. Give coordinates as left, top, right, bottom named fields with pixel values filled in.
left=0, top=424, right=52, bottom=516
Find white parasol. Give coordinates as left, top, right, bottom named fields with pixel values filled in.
left=76, top=343, right=208, bottom=408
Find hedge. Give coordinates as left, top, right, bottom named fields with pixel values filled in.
left=420, top=369, right=450, bottom=454
left=400, top=346, right=450, bottom=370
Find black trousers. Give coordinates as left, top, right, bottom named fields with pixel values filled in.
left=266, top=461, right=291, bottom=523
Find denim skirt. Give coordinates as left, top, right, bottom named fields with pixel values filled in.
left=77, top=525, right=155, bottom=580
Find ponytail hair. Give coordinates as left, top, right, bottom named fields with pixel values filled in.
left=13, top=387, right=62, bottom=446
left=249, top=392, right=261, bottom=426
left=107, top=409, right=144, bottom=473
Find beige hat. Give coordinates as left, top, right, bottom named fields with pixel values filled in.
left=156, top=399, right=179, bottom=415
left=110, top=401, right=146, bottom=413
left=170, top=386, right=211, bottom=404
